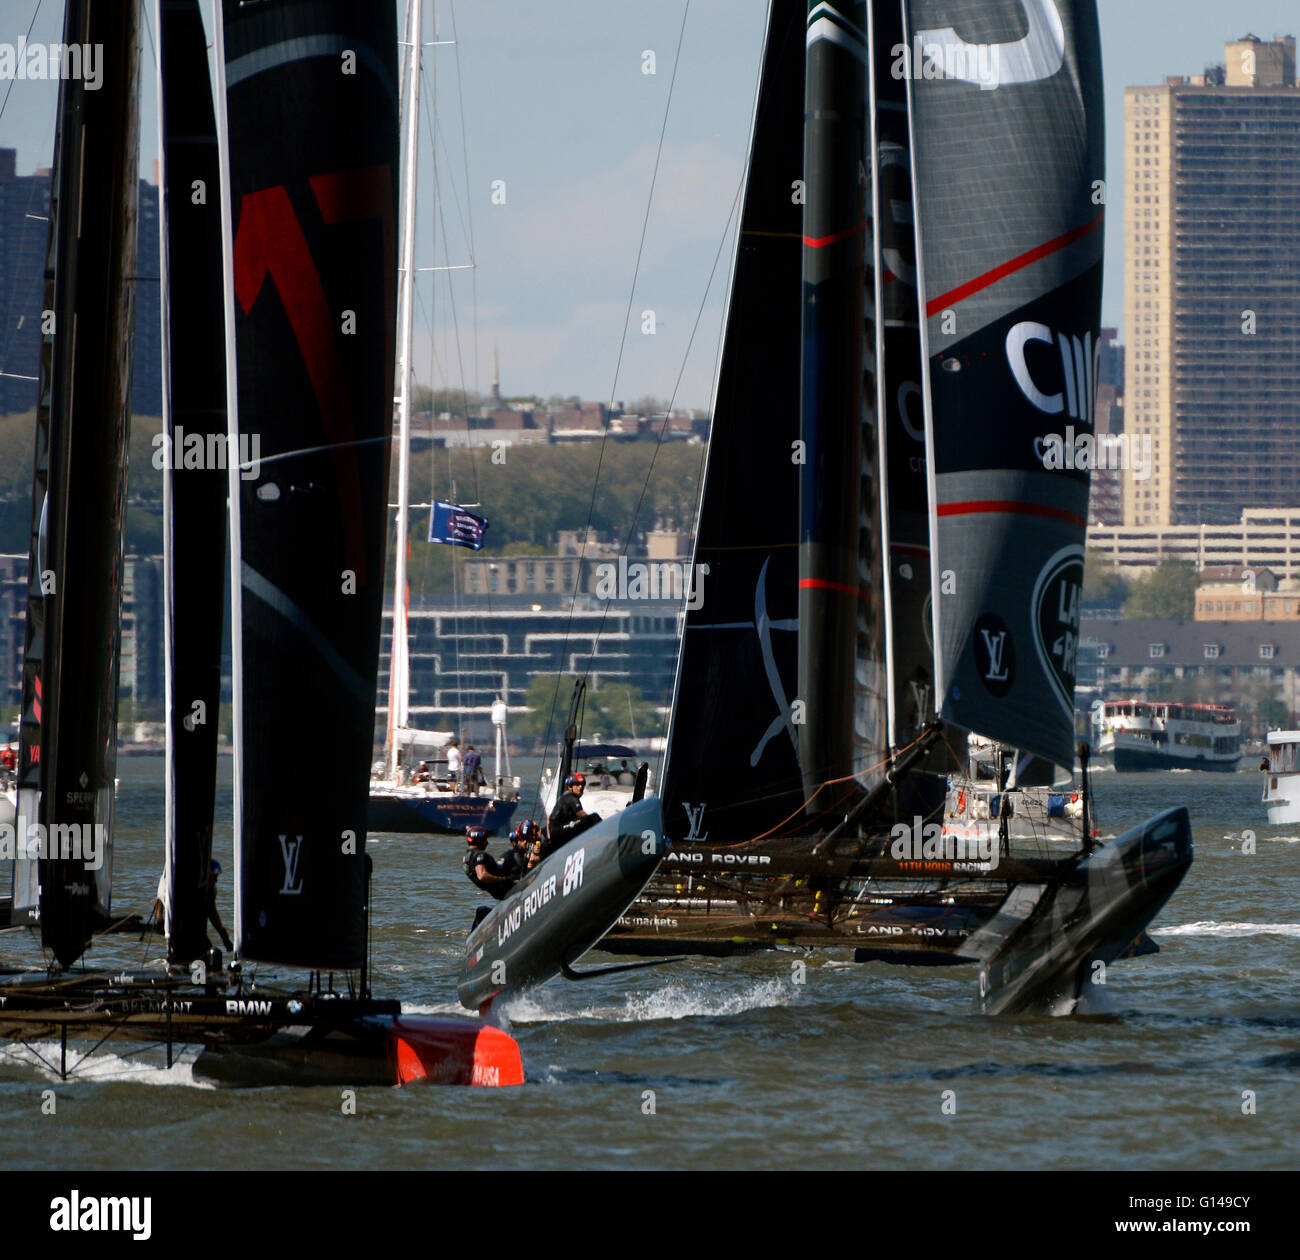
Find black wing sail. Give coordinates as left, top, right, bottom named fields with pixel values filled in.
left=797, top=0, right=888, bottom=807
left=903, top=0, right=1104, bottom=768
left=659, top=0, right=806, bottom=848
left=27, top=2, right=140, bottom=967
left=159, top=0, right=229, bottom=963
left=871, top=0, right=937, bottom=749
left=218, top=0, right=399, bottom=967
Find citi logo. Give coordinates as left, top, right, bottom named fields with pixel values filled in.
left=1006, top=322, right=1099, bottom=423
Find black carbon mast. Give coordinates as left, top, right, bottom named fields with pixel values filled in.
left=25, top=0, right=140, bottom=968
left=158, top=0, right=229, bottom=965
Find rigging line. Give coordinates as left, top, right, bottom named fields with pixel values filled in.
left=533, top=0, right=692, bottom=807
left=139, top=0, right=159, bottom=75
left=590, top=151, right=745, bottom=669
left=0, top=0, right=46, bottom=127
left=422, top=73, right=472, bottom=293
left=447, top=0, right=480, bottom=399
left=433, top=145, right=482, bottom=720
left=0, top=0, right=52, bottom=379
left=435, top=188, right=480, bottom=509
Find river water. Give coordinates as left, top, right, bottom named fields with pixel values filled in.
left=1, top=757, right=1296, bottom=1170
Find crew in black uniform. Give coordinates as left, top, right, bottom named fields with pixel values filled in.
left=462, top=826, right=514, bottom=900
left=533, top=771, right=602, bottom=868
left=500, top=820, right=537, bottom=882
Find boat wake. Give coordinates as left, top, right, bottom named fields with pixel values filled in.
left=501, top=978, right=798, bottom=1026
left=1150, top=920, right=1300, bottom=939
left=0, top=1040, right=211, bottom=1087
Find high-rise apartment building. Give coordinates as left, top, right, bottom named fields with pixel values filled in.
left=1123, top=35, right=1300, bottom=527
left=0, top=148, right=161, bottom=416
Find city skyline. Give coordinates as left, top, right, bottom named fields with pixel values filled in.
left=1, top=1, right=1297, bottom=408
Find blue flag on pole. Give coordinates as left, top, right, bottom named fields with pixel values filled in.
left=428, top=500, right=489, bottom=550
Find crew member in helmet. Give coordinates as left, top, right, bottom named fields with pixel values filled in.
left=500, top=820, right=537, bottom=882
left=539, top=771, right=603, bottom=862
left=463, top=826, right=514, bottom=900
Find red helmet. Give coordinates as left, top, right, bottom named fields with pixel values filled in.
left=514, top=819, right=539, bottom=842
left=465, top=826, right=488, bottom=846
left=566, top=771, right=586, bottom=789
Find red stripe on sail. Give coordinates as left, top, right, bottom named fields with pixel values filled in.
left=937, top=500, right=1086, bottom=528
left=799, top=577, right=875, bottom=599
left=803, top=220, right=869, bottom=249
left=925, top=213, right=1103, bottom=316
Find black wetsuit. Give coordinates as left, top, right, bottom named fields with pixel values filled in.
left=463, top=848, right=512, bottom=900
left=498, top=845, right=529, bottom=883
left=547, top=791, right=602, bottom=851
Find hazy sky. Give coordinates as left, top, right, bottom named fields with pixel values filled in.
left=0, top=0, right=1296, bottom=409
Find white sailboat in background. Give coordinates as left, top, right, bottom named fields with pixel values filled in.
left=366, top=0, right=519, bottom=836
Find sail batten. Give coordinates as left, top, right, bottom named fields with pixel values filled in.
left=903, top=0, right=1103, bottom=770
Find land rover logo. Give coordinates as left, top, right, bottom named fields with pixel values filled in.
left=972, top=613, right=1014, bottom=695
left=1033, top=546, right=1085, bottom=715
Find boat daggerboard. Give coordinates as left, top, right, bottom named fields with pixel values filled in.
left=159, top=0, right=229, bottom=964
left=798, top=0, right=889, bottom=807
left=902, top=0, right=1103, bottom=770
left=217, top=0, right=399, bottom=968
left=23, top=0, right=139, bottom=967
left=659, top=0, right=807, bottom=848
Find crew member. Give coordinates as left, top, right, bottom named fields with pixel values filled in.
left=462, top=745, right=483, bottom=796
left=205, top=860, right=234, bottom=951
left=446, top=739, right=461, bottom=787
left=463, top=826, right=514, bottom=899
left=537, top=771, right=602, bottom=865
left=498, top=820, right=535, bottom=882
left=150, top=859, right=232, bottom=951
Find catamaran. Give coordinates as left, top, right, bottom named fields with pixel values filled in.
left=597, top=0, right=1191, bottom=1012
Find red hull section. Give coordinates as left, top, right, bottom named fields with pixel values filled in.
left=387, top=1015, right=523, bottom=1087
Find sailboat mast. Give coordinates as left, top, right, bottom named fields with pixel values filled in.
left=210, top=1, right=245, bottom=953
left=157, top=0, right=229, bottom=964
left=865, top=0, right=895, bottom=753
left=31, top=0, right=140, bottom=966
left=158, top=0, right=177, bottom=946
left=797, top=0, right=887, bottom=807
left=387, top=0, right=423, bottom=780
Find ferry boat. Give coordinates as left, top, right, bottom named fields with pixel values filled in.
left=1261, top=730, right=1300, bottom=824
left=1098, top=700, right=1241, bottom=772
